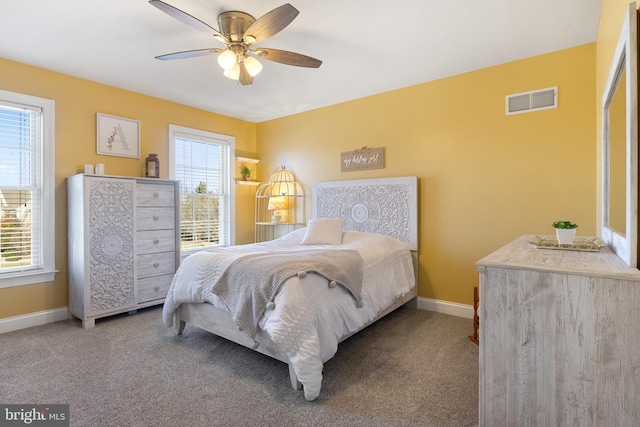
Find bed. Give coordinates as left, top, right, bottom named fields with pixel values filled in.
left=162, top=176, right=418, bottom=401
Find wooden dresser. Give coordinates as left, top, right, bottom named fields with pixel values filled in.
left=477, top=235, right=640, bottom=426
left=67, top=174, right=180, bottom=328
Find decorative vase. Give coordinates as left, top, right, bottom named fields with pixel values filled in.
left=556, top=228, right=577, bottom=245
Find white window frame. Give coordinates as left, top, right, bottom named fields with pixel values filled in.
left=168, top=124, right=235, bottom=256
left=0, top=90, right=56, bottom=288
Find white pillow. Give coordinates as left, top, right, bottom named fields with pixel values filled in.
left=301, top=218, right=346, bottom=245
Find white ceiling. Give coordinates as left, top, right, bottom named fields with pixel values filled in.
left=0, top=0, right=602, bottom=123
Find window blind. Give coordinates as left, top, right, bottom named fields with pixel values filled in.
left=0, top=101, right=43, bottom=273
left=174, top=133, right=230, bottom=249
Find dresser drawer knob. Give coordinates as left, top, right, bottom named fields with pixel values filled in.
left=153, top=216, right=159, bottom=221
left=153, top=192, right=159, bottom=198
left=154, top=239, right=160, bottom=244
left=154, top=286, right=160, bottom=291
left=153, top=262, right=159, bottom=268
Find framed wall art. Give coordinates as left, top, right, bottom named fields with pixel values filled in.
left=96, top=113, right=140, bottom=158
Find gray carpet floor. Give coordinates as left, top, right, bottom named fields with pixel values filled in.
left=0, top=305, right=478, bottom=426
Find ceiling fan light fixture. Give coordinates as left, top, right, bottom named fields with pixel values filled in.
left=244, top=56, right=263, bottom=77
left=224, top=64, right=240, bottom=81
left=151, top=2, right=322, bottom=86
left=217, top=49, right=237, bottom=71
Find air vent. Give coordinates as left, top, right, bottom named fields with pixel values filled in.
left=506, top=87, right=557, bottom=115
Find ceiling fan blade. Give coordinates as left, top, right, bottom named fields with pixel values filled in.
left=155, top=48, right=221, bottom=61
left=253, top=48, right=322, bottom=68
left=243, top=3, right=299, bottom=44
left=149, top=0, right=226, bottom=41
left=239, top=61, right=254, bottom=86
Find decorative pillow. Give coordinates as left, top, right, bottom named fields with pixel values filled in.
left=301, top=218, right=346, bottom=245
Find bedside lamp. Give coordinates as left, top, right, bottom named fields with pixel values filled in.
left=267, top=196, right=287, bottom=223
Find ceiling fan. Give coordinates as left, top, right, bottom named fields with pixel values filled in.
left=149, top=1, right=322, bottom=86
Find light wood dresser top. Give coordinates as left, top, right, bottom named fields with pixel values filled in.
left=477, top=234, right=640, bottom=281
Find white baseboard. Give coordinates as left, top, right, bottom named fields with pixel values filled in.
left=0, top=307, right=69, bottom=334
left=0, top=298, right=473, bottom=334
left=417, top=297, right=474, bottom=319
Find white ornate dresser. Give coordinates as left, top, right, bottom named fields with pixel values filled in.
left=476, top=234, right=640, bottom=426
left=67, top=174, right=180, bottom=328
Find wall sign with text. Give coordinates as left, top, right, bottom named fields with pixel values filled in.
left=341, top=147, right=384, bottom=172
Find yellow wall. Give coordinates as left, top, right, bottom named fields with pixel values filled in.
left=3, top=0, right=628, bottom=320
left=0, top=58, right=257, bottom=319
left=257, top=44, right=596, bottom=305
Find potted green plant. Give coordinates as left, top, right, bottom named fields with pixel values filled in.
left=553, top=220, right=578, bottom=245
left=240, top=165, right=251, bottom=181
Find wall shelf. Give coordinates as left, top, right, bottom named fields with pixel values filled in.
left=236, top=156, right=260, bottom=185
left=236, top=156, right=260, bottom=164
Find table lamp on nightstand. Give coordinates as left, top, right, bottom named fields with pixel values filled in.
left=267, top=196, right=287, bottom=223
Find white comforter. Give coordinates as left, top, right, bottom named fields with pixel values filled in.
left=162, top=229, right=415, bottom=401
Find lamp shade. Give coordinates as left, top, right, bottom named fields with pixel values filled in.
left=267, top=196, right=287, bottom=211
left=244, top=56, right=263, bottom=77
left=224, top=64, right=240, bottom=81
left=217, top=49, right=237, bottom=71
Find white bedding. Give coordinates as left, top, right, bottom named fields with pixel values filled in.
left=162, top=228, right=415, bottom=400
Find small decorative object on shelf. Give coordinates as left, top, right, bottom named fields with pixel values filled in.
left=240, top=165, right=252, bottom=181
left=235, top=156, right=260, bottom=185
left=552, top=220, right=578, bottom=245
left=145, top=153, right=159, bottom=178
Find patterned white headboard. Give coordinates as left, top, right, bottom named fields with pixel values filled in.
left=312, top=176, right=418, bottom=251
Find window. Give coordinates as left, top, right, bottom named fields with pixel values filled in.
left=169, top=124, right=235, bottom=255
left=0, top=90, right=55, bottom=288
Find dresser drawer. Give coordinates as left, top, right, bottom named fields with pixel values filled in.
left=137, top=274, right=173, bottom=303
left=137, top=207, right=175, bottom=231
left=136, top=183, right=175, bottom=207
left=137, top=252, right=176, bottom=278
left=136, top=229, right=175, bottom=255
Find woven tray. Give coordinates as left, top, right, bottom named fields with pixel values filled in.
left=529, top=235, right=606, bottom=252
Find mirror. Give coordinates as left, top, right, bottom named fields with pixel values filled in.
left=602, top=3, right=638, bottom=267
left=609, top=68, right=627, bottom=234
